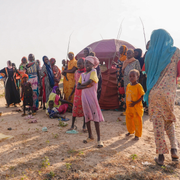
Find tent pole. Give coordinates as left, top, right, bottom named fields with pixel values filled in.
left=66, top=31, right=74, bottom=60
left=139, top=17, right=147, bottom=49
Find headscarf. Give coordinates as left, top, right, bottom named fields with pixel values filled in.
left=119, top=45, right=127, bottom=62
left=78, top=58, right=86, bottom=72
left=122, top=50, right=136, bottom=70
left=50, top=58, right=56, bottom=65
left=68, top=52, right=74, bottom=56
left=84, top=47, right=93, bottom=56
left=22, top=74, right=29, bottom=79
left=43, top=56, right=55, bottom=88
left=7, top=61, right=12, bottom=69
left=28, top=54, right=35, bottom=62
left=85, top=56, right=99, bottom=68
left=52, top=86, right=58, bottom=93
left=21, top=57, right=28, bottom=64
left=134, top=48, right=144, bottom=68
left=144, top=29, right=177, bottom=105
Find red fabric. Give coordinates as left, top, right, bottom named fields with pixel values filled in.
left=76, top=39, right=135, bottom=69
left=142, top=64, right=145, bottom=71
left=57, top=103, right=68, bottom=114
left=176, top=60, right=180, bottom=84
left=99, top=68, right=119, bottom=109
left=118, top=87, right=125, bottom=94
left=42, top=74, right=46, bottom=103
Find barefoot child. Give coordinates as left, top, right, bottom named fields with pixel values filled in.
left=47, top=100, right=65, bottom=118
left=21, top=74, right=34, bottom=116
left=77, top=56, right=104, bottom=148
left=125, top=69, right=145, bottom=140
left=67, top=58, right=86, bottom=132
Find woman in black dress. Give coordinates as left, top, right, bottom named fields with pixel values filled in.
left=0, top=61, right=21, bottom=107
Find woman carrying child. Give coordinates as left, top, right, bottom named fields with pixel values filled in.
left=67, top=58, right=87, bottom=132
left=77, top=56, right=104, bottom=148
left=46, top=86, right=72, bottom=117
left=125, top=69, right=145, bottom=140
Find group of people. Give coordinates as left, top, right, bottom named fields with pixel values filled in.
left=0, top=28, right=179, bottom=164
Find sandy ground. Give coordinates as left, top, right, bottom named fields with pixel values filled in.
left=0, top=81, right=180, bottom=180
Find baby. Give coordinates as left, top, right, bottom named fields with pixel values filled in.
left=62, top=59, right=68, bottom=81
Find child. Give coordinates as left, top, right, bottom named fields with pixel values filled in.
left=47, top=100, right=65, bottom=118
left=62, top=59, right=68, bottom=81
left=21, top=74, right=34, bottom=116
left=125, top=69, right=145, bottom=140
left=67, top=58, right=86, bottom=132
left=77, top=56, right=104, bottom=148
left=46, top=86, right=73, bottom=116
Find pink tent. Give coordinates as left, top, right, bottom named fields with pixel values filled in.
left=76, top=39, right=135, bottom=69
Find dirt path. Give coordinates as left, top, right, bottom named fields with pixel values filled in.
left=0, top=92, right=180, bottom=179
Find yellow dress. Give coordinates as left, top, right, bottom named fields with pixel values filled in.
left=126, top=83, right=145, bottom=137
left=63, top=59, right=77, bottom=103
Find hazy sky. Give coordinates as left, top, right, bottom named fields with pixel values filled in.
left=0, top=0, right=180, bottom=69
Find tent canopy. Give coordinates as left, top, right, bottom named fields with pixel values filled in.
left=76, top=39, right=135, bottom=69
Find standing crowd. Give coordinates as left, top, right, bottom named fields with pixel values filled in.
left=0, top=29, right=179, bottom=164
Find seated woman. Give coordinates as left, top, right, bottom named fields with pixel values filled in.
left=46, top=86, right=72, bottom=117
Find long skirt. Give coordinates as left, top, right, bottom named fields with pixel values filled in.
left=28, top=74, right=39, bottom=110
left=5, top=77, right=20, bottom=106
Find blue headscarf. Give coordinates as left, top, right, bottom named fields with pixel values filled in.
left=42, top=56, right=54, bottom=88
left=144, top=29, right=177, bottom=105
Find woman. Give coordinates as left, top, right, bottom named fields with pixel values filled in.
left=145, top=29, right=179, bottom=165
left=0, top=61, right=20, bottom=107
left=134, top=48, right=144, bottom=69
left=113, top=45, right=127, bottom=110
left=41, top=56, right=54, bottom=109
left=62, top=52, right=77, bottom=103
left=46, top=86, right=72, bottom=115
left=122, top=49, right=141, bottom=92
left=12, top=63, right=21, bottom=97
left=36, top=60, right=43, bottom=108
left=50, top=58, right=61, bottom=86
left=26, top=54, right=40, bottom=111
left=19, top=57, right=28, bottom=71
left=84, top=47, right=102, bottom=100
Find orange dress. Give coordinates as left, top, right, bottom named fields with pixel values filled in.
left=63, top=59, right=77, bottom=103
left=126, top=83, right=145, bottom=137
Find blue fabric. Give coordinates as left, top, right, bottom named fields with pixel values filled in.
left=144, top=29, right=177, bottom=105
left=42, top=56, right=54, bottom=88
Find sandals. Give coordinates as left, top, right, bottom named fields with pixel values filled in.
left=82, top=128, right=88, bottom=133
left=21, top=113, right=27, bottom=117
left=83, top=138, right=94, bottom=144
left=66, top=129, right=78, bottom=134
left=67, top=125, right=77, bottom=131
left=154, top=157, right=164, bottom=166
left=97, top=141, right=104, bottom=148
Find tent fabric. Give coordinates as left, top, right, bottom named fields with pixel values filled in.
left=99, top=68, right=119, bottom=110
left=76, top=39, right=135, bottom=69
left=76, top=39, right=135, bottom=109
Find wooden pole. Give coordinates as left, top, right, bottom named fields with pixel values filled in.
left=139, top=17, right=147, bottom=48
left=66, top=31, right=74, bottom=60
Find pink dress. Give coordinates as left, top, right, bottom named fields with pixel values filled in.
left=80, top=69, right=104, bottom=123
left=72, top=71, right=84, bottom=117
